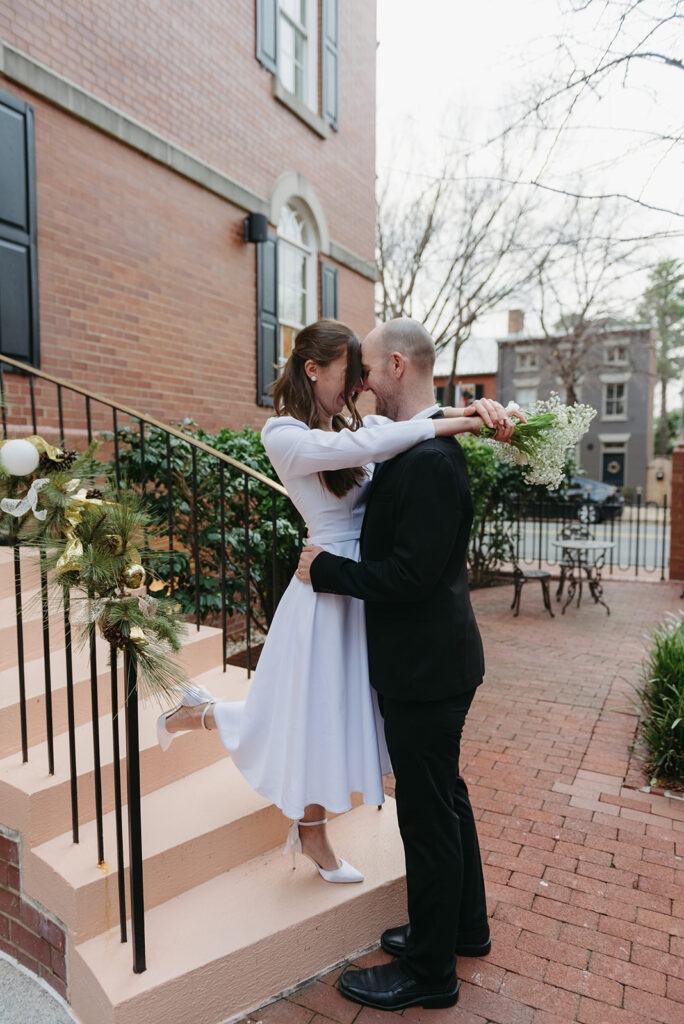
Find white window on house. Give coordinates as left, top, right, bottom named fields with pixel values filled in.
left=515, top=348, right=538, bottom=372
left=279, top=0, right=317, bottom=109
left=604, top=343, right=628, bottom=365
left=515, top=386, right=538, bottom=410
left=603, top=382, right=627, bottom=419
left=277, top=202, right=316, bottom=364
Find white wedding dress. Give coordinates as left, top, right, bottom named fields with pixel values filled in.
left=212, top=414, right=436, bottom=821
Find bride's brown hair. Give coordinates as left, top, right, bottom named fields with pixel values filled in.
left=271, top=319, right=367, bottom=498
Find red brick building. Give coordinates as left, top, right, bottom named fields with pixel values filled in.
left=0, top=0, right=377, bottom=431
left=433, top=336, right=498, bottom=406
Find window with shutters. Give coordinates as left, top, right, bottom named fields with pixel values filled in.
left=256, top=0, right=339, bottom=129
left=277, top=202, right=316, bottom=365
left=0, top=90, right=39, bottom=367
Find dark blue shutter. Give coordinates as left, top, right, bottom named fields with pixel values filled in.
left=320, top=262, right=338, bottom=319
left=0, top=89, right=39, bottom=366
left=322, top=0, right=339, bottom=129
left=257, top=236, right=278, bottom=406
left=256, top=0, right=278, bottom=74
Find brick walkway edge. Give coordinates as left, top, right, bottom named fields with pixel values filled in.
left=240, top=580, right=684, bottom=1024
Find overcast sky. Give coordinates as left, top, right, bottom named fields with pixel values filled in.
left=376, top=0, right=684, bottom=339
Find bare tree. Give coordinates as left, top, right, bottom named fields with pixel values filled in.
left=527, top=196, right=649, bottom=403
left=516, top=0, right=684, bottom=216
left=377, top=144, right=551, bottom=404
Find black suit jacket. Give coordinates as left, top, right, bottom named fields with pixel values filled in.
left=310, top=419, right=484, bottom=701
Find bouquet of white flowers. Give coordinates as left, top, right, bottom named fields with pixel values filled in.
left=479, top=392, right=596, bottom=490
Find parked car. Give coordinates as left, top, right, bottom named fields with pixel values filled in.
left=519, top=477, right=625, bottom=523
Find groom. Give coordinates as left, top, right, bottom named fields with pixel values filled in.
left=297, top=317, right=516, bottom=1011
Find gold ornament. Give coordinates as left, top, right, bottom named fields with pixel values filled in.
left=122, top=563, right=145, bottom=589
left=104, top=533, right=125, bottom=555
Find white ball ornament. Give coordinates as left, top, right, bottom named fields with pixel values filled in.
left=0, top=439, right=40, bottom=476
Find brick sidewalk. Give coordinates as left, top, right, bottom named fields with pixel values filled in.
left=241, top=580, right=684, bottom=1024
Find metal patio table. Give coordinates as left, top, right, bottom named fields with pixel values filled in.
left=552, top=538, right=615, bottom=615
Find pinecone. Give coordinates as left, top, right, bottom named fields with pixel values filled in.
left=39, top=448, right=79, bottom=473
left=85, top=488, right=104, bottom=500
left=98, top=616, right=128, bottom=650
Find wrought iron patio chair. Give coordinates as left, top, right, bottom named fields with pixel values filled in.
left=505, top=532, right=554, bottom=618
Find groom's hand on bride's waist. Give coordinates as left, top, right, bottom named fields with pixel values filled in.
left=297, top=545, right=324, bottom=584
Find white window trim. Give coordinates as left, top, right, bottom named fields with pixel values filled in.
left=602, top=381, right=628, bottom=421
left=598, top=433, right=631, bottom=443
left=277, top=0, right=318, bottom=114
left=514, top=345, right=539, bottom=372
left=277, top=199, right=318, bottom=365
left=599, top=372, right=631, bottom=384
left=604, top=342, right=629, bottom=366
left=513, top=376, right=540, bottom=389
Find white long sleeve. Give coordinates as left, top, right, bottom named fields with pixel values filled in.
left=261, top=415, right=435, bottom=479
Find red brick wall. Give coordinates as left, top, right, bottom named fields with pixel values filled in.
left=0, top=828, right=68, bottom=1000
left=670, top=443, right=684, bottom=580
left=0, top=0, right=376, bottom=261
left=0, top=1, right=376, bottom=434
left=0, top=88, right=375, bottom=435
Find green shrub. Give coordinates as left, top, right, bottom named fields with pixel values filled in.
left=637, top=614, right=684, bottom=786
left=102, top=419, right=301, bottom=631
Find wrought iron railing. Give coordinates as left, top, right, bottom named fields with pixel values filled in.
left=0, top=352, right=297, bottom=974
left=508, top=493, right=670, bottom=580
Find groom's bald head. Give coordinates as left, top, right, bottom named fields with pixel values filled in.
left=361, top=318, right=438, bottom=420
left=368, top=318, right=436, bottom=374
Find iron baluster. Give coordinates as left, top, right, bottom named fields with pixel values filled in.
left=0, top=364, right=6, bottom=436
left=661, top=496, right=668, bottom=582
left=635, top=489, right=642, bottom=577
left=124, top=652, right=146, bottom=973
left=110, top=648, right=127, bottom=943
left=63, top=589, right=79, bottom=843
left=139, top=418, right=146, bottom=491
left=57, top=383, right=65, bottom=443
left=165, top=433, right=175, bottom=598
left=40, top=548, right=55, bottom=775
left=191, top=446, right=201, bottom=630
left=89, top=608, right=105, bottom=865
left=220, top=465, right=227, bottom=672
left=29, top=375, right=37, bottom=432
left=12, top=536, right=28, bottom=763
left=113, top=408, right=121, bottom=494
left=244, top=473, right=252, bottom=678
left=85, top=395, right=92, bottom=443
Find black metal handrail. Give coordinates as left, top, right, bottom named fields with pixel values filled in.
left=0, top=352, right=294, bottom=975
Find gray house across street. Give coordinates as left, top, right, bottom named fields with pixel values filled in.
left=496, top=311, right=656, bottom=494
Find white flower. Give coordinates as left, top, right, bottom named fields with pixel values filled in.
left=483, top=393, right=596, bottom=490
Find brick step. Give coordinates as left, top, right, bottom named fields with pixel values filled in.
left=0, top=626, right=222, bottom=759
left=26, top=758, right=294, bottom=943
left=70, top=801, right=407, bottom=1024
left=0, top=660, right=249, bottom=846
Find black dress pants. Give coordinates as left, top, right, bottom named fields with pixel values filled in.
left=379, top=688, right=488, bottom=984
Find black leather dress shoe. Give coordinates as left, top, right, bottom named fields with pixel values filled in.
left=337, top=960, right=459, bottom=1011
left=381, top=923, right=492, bottom=959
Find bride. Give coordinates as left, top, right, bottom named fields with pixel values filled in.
left=157, top=319, right=511, bottom=882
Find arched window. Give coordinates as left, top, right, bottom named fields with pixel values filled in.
left=277, top=201, right=316, bottom=363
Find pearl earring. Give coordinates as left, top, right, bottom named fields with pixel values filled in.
left=311, top=375, right=317, bottom=382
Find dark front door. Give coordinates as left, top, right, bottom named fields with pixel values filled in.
left=602, top=452, right=625, bottom=487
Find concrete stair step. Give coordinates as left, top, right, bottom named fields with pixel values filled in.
left=0, top=626, right=223, bottom=759
left=0, top=545, right=41, bottom=601
left=26, top=758, right=287, bottom=943
left=0, top=661, right=250, bottom=846
left=70, top=801, right=407, bottom=1024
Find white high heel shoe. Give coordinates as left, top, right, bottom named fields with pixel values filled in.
left=284, top=818, right=364, bottom=883
left=156, top=685, right=220, bottom=751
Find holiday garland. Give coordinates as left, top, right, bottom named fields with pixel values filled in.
left=0, top=436, right=191, bottom=702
